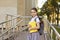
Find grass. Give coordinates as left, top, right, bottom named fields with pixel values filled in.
left=55, top=26, right=60, bottom=34
left=52, top=26, right=60, bottom=40
left=50, top=26, right=60, bottom=40
left=52, top=31, right=56, bottom=40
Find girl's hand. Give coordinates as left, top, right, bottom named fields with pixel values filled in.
left=28, top=27, right=36, bottom=30
left=28, top=28, right=31, bottom=30
left=27, top=24, right=32, bottom=30
left=27, top=24, right=31, bottom=28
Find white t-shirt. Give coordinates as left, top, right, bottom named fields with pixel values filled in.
left=30, top=16, right=40, bottom=23
left=28, top=16, right=40, bottom=33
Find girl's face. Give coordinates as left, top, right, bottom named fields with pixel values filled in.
left=31, top=10, right=37, bottom=17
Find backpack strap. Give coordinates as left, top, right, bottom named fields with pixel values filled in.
left=34, top=17, right=38, bottom=22
left=34, top=17, right=40, bottom=22
left=34, top=18, right=36, bottom=22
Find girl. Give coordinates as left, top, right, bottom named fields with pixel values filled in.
left=27, top=8, right=40, bottom=40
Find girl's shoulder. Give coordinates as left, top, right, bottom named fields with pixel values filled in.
left=35, top=17, right=40, bottom=23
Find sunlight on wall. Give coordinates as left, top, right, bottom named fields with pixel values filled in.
left=37, top=0, right=47, bottom=8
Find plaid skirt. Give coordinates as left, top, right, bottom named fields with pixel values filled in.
left=27, top=32, right=40, bottom=40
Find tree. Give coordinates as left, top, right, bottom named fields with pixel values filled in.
left=51, top=0, right=60, bottom=26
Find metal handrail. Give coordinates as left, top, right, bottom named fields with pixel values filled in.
left=0, top=20, right=23, bottom=37
left=1, top=14, right=60, bottom=40
left=6, top=14, right=43, bottom=18
left=44, top=18, right=60, bottom=40
left=6, top=14, right=32, bottom=18
left=0, top=14, right=24, bottom=40
left=0, top=15, right=32, bottom=40
left=0, top=16, right=22, bottom=25
left=0, top=14, right=44, bottom=40
left=46, top=19, right=60, bottom=37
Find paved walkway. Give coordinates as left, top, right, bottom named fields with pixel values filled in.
left=15, top=31, right=45, bottom=40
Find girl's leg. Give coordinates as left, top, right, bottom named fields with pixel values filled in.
left=27, top=33, right=32, bottom=40
left=32, top=32, right=40, bottom=40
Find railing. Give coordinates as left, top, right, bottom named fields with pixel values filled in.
left=0, top=14, right=32, bottom=40
left=0, top=14, right=24, bottom=40
left=1, top=14, right=57, bottom=40
left=43, top=17, right=60, bottom=40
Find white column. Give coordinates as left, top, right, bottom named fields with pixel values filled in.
left=32, top=0, right=38, bottom=7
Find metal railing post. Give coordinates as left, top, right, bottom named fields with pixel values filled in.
left=44, top=17, right=60, bottom=40
left=1, top=24, right=4, bottom=40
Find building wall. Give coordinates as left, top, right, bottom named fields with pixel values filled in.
left=25, top=0, right=32, bottom=16
left=25, top=0, right=37, bottom=16
left=0, top=0, right=17, bottom=22
left=0, top=0, right=17, bottom=7
left=17, top=0, right=25, bottom=16
left=0, top=0, right=37, bottom=25
left=17, top=0, right=37, bottom=16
